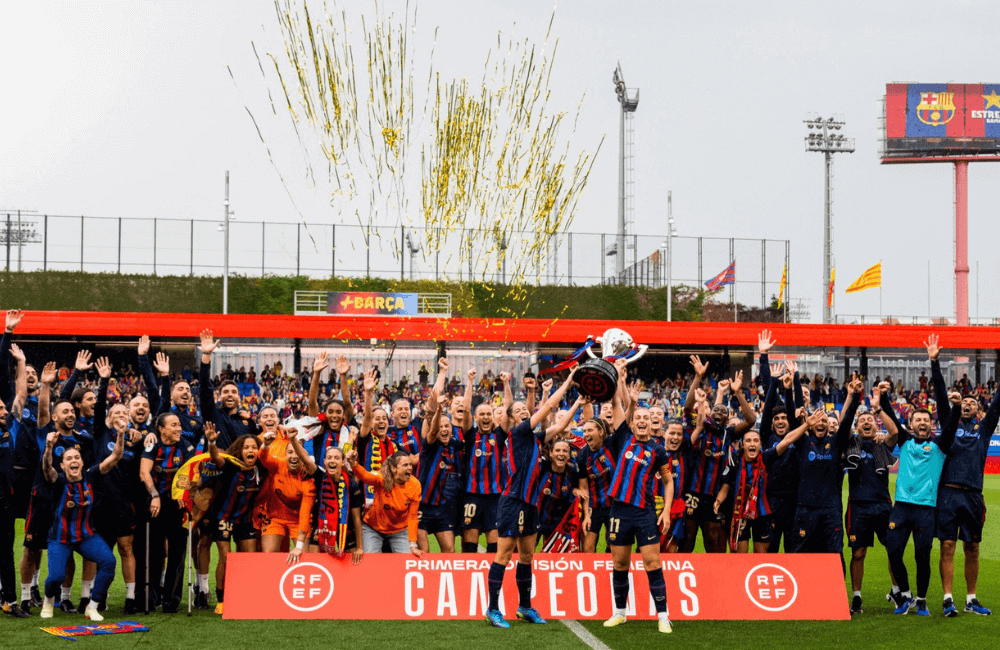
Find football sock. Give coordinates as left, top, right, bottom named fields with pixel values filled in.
left=515, top=563, right=532, bottom=609
left=486, top=542, right=498, bottom=554
left=612, top=570, right=629, bottom=611
left=126, top=583, right=136, bottom=599
left=81, top=580, right=93, bottom=599
left=647, top=569, right=668, bottom=615
left=462, top=542, right=479, bottom=554
left=967, top=594, right=977, bottom=604
left=487, top=562, right=505, bottom=611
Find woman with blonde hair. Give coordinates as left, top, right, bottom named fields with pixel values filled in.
left=346, top=449, right=421, bottom=556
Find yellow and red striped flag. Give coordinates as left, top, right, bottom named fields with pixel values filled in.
left=845, top=262, right=882, bottom=293
left=777, top=264, right=787, bottom=307
left=827, top=268, right=835, bottom=308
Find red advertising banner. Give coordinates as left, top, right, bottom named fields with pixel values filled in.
left=224, top=553, right=848, bottom=621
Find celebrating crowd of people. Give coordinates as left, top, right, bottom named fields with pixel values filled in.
left=0, top=309, right=995, bottom=632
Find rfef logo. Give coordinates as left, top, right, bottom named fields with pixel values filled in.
left=744, top=563, right=798, bottom=612
left=279, top=562, right=334, bottom=612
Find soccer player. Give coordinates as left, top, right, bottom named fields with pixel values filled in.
left=357, top=368, right=397, bottom=505
left=602, top=360, right=676, bottom=634
left=140, top=412, right=197, bottom=613
left=681, top=358, right=755, bottom=554
left=417, top=394, right=463, bottom=553
left=844, top=385, right=899, bottom=614
left=879, top=338, right=957, bottom=616
left=460, top=364, right=508, bottom=554
left=203, top=424, right=263, bottom=615
left=1, top=377, right=30, bottom=617
left=485, top=369, right=576, bottom=629
left=786, top=374, right=861, bottom=568
left=39, top=422, right=125, bottom=621
left=306, top=352, right=357, bottom=462
left=347, top=449, right=421, bottom=554
left=659, top=418, right=690, bottom=553
left=258, top=427, right=316, bottom=560
left=295, top=438, right=364, bottom=562
left=24, top=365, right=94, bottom=615
left=714, top=412, right=814, bottom=553
left=577, top=418, right=614, bottom=552
left=535, top=438, right=584, bottom=545
left=928, top=334, right=998, bottom=616
left=389, top=390, right=421, bottom=466
left=91, top=357, right=145, bottom=614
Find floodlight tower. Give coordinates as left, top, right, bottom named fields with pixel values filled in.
left=613, top=64, right=639, bottom=283
left=804, top=115, right=854, bottom=324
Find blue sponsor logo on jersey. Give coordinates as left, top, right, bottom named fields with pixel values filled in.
left=55, top=446, right=65, bottom=456
left=808, top=450, right=833, bottom=461
left=107, top=441, right=116, bottom=452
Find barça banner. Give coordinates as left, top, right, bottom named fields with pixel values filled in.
left=224, top=553, right=848, bottom=621
left=326, top=292, right=418, bottom=317
left=884, top=83, right=1000, bottom=157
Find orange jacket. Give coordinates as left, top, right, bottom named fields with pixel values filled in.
left=352, top=465, right=421, bottom=542
left=258, top=445, right=316, bottom=536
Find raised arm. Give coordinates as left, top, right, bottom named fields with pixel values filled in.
left=684, top=355, right=709, bottom=415
left=137, top=335, right=161, bottom=414
left=307, top=351, right=329, bottom=418
left=0, top=310, right=24, bottom=405
left=335, top=355, right=356, bottom=424
left=501, top=371, right=514, bottom=415
left=288, top=429, right=318, bottom=476
left=730, top=370, right=757, bottom=435
left=204, top=422, right=225, bottom=467
left=775, top=411, right=816, bottom=455
left=926, top=334, right=949, bottom=423
left=523, top=375, right=537, bottom=415
left=530, top=368, right=578, bottom=430
left=152, top=352, right=172, bottom=417
left=359, top=368, right=376, bottom=439
left=423, top=394, right=446, bottom=444
left=879, top=389, right=905, bottom=442
left=758, top=370, right=780, bottom=441
left=61, top=350, right=93, bottom=401
left=612, top=359, right=629, bottom=429
left=977, top=371, right=1000, bottom=437
left=98, top=424, right=126, bottom=474
left=871, top=384, right=898, bottom=446
left=9, top=343, right=27, bottom=416
left=757, top=329, right=775, bottom=389
left=462, top=368, right=475, bottom=431
left=199, top=329, right=220, bottom=423
left=42, top=431, right=60, bottom=483
left=37, top=361, right=57, bottom=429
left=93, top=357, right=112, bottom=444
left=836, top=375, right=863, bottom=451
left=544, top=395, right=586, bottom=443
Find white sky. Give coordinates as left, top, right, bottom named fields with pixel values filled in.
left=2, top=0, right=1000, bottom=322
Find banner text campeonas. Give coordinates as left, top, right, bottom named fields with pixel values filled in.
left=224, top=553, right=848, bottom=621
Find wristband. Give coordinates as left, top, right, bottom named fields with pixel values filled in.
left=409, top=541, right=418, bottom=548
left=295, top=541, right=305, bottom=550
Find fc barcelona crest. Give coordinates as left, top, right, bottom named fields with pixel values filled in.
left=916, top=91, right=956, bottom=126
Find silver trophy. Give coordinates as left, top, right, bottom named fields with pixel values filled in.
left=577, top=328, right=648, bottom=402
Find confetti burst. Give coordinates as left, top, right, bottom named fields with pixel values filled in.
left=259, top=0, right=602, bottom=319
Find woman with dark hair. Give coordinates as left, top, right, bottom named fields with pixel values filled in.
left=307, top=352, right=357, bottom=462
left=203, top=425, right=263, bottom=615
left=346, top=449, right=421, bottom=555
left=139, top=412, right=196, bottom=613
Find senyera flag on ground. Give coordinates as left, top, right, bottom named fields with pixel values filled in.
left=224, top=553, right=848, bottom=621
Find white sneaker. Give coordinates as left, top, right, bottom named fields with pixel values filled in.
left=84, top=606, right=104, bottom=622
left=40, top=602, right=54, bottom=619
left=603, top=613, right=627, bottom=627
left=658, top=617, right=673, bottom=634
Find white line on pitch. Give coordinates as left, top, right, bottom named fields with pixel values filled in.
left=561, top=620, right=613, bottom=650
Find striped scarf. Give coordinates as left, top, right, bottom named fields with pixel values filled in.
left=318, top=470, right=351, bottom=557
left=729, top=454, right=767, bottom=551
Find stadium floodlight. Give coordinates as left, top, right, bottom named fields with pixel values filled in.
left=803, top=116, right=855, bottom=324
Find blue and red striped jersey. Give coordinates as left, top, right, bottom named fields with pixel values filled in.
left=576, top=442, right=616, bottom=509
left=533, top=462, right=580, bottom=525
left=665, top=448, right=687, bottom=500
left=35, top=426, right=95, bottom=487
left=389, top=423, right=423, bottom=457
left=209, top=464, right=262, bottom=523
left=607, top=422, right=669, bottom=510
left=48, top=466, right=101, bottom=543
left=418, top=438, right=463, bottom=506
left=141, top=440, right=194, bottom=494
left=687, top=424, right=733, bottom=495
left=463, top=427, right=508, bottom=495
left=723, top=448, right=777, bottom=517
left=503, top=420, right=545, bottom=503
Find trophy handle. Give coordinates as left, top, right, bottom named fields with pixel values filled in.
left=625, top=344, right=649, bottom=364
left=585, top=337, right=602, bottom=359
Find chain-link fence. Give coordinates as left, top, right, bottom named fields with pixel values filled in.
left=2, top=213, right=789, bottom=307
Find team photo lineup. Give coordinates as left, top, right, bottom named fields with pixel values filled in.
left=0, top=307, right=994, bottom=635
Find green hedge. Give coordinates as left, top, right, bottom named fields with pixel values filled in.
left=0, top=270, right=715, bottom=320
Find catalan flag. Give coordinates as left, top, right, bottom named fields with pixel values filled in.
left=705, top=261, right=736, bottom=292
left=827, top=268, right=835, bottom=308
left=846, top=262, right=882, bottom=293
left=777, top=264, right=787, bottom=307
